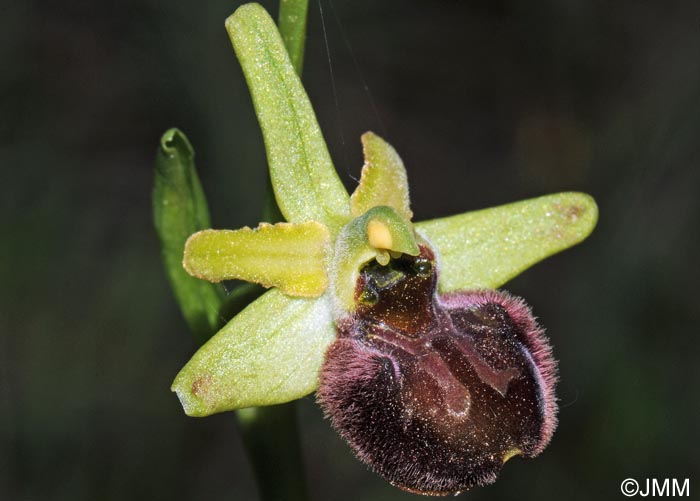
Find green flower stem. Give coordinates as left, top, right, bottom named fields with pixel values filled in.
left=154, top=3, right=314, bottom=490
left=233, top=3, right=311, bottom=501
left=278, top=0, right=309, bottom=76
left=238, top=404, right=309, bottom=501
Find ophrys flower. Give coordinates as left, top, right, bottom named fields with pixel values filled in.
left=168, top=3, right=597, bottom=495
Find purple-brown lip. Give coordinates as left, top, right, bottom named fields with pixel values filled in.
left=317, top=245, right=557, bottom=495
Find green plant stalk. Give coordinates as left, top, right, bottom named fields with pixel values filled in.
left=278, top=0, right=309, bottom=76
left=234, top=2, right=311, bottom=500
left=155, top=3, right=311, bottom=499
left=238, top=405, right=308, bottom=501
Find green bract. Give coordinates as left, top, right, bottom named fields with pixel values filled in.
left=169, top=3, right=598, bottom=417
left=153, top=129, right=225, bottom=342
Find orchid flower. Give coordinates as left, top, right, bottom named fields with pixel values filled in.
left=158, top=3, right=597, bottom=495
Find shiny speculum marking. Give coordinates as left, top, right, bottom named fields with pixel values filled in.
left=318, top=245, right=558, bottom=495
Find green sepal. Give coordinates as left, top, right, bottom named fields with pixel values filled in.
left=416, top=192, right=598, bottom=292
left=171, top=289, right=335, bottom=416
left=153, top=128, right=225, bottom=341
left=183, top=221, right=331, bottom=298
left=332, top=206, right=420, bottom=312
left=350, top=132, right=413, bottom=221
left=225, top=4, right=350, bottom=233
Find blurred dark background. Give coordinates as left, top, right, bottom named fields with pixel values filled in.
left=2, top=0, right=699, bottom=499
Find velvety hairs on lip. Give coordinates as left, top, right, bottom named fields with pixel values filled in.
left=317, top=245, right=558, bottom=496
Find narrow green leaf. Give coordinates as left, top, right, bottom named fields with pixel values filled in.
left=416, top=192, right=598, bottom=292
left=278, top=0, right=309, bottom=76
left=153, top=128, right=224, bottom=340
left=226, top=4, right=350, bottom=232
left=171, top=289, right=335, bottom=416
left=350, top=132, right=413, bottom=220
left=183, top=221, right=331, bottom=297
left=332, top=206, right=419, bottom=312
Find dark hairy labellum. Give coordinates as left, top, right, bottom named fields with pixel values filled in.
left=317, top=245, right=558, bottom=495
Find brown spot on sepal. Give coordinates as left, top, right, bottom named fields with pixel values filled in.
left=318, top=245, right=558, bottom=495
left=191, top=374, right=213, bottom=397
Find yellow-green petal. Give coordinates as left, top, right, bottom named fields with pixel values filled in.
left=350, top=132, right=412, bottom=220
left=226, top=4, right=350, bottom=233
left=416, top=192, right=598, bottom=292
left=332, top=206, right=420, bottom=312
left=183, top=221, right=330, bottom=298
left=172, top=289, right=335, bottom=416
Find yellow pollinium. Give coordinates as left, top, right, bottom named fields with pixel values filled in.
left=367, top=219, right=394, bottom=250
